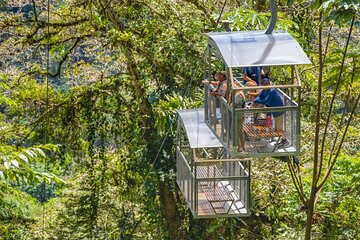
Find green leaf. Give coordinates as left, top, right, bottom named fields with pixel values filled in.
left=37, top=148, right=46, bottom=157
left=11, top=160, right=19, bottom=168
left=18, top=154, right=28, bottom=163
left=4, top=161, right=10, bottom=169
left=25, top=149, right=36, bottom=158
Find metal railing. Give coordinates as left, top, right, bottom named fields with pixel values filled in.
left=204, top=80, right=301, bottom=158
left=176, top=146, right=251, bottom=218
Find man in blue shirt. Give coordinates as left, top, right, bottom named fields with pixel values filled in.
left=254, top=77, right=289, bottom=147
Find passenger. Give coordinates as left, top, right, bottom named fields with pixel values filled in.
left=229, top=82, right=246, bottom=152
left=248, top=73, right=269, bottom=100
left=242, top=66, right=264, bottom=101
left=210, top=71, right=227, bottom=98
left=253, top=78, right=289, bottom=147
left=201, top=71, right=218, bottom=89
left=242, top=66, right=263, bottom=86
left=203, top=71, right=227, bottom=124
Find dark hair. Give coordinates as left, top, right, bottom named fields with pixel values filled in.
left=262, top=77, right=270, bottom=84
left=212, top=71, right=217, bottom=80
left=261, top=73, right=270, bottom=79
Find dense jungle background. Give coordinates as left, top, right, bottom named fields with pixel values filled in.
left=0, top=0, right=359, bottom=239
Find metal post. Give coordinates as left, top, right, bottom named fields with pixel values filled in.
left=233, top=98, right=237, bottom=154
left=297, top=84, right=301, bottom=155
left=192, top=149, right=198, bottom=214
left=204, top=46, right=210, bottom=122
left=290, top=66, right=295, bottom=146
left=247, top=161, right=251, bottom=212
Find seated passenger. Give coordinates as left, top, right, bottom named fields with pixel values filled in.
left=253, top=78, right=289, bottom=147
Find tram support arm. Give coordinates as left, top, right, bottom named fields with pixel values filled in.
left=265, top=0, right=277, bottom=34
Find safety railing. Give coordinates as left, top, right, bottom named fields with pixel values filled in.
left=204, top=81, right=301, bottom=158
left=176, top=146, right=251, bottom=218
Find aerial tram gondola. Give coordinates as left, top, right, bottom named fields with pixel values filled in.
left=176, top=1, right=311, bottom=219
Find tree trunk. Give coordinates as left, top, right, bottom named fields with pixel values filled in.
left=158, top=181, right=182, bottom=239
left=304, top=194, right=315, bottom=239
left=305, top=3, right=323, bottom=239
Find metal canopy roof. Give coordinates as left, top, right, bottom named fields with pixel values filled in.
left=177, top=109, right=223, bottom=149
left=205, top=30, right=312, bottom=67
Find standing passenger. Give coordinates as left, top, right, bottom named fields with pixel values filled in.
left=210, top=71, right=227, bottom=98
left=243, top=66, right=264, bottom=101
left=242, top=66, right=263, bottom=86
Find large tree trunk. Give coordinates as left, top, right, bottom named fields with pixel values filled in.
left=158, top=181, right=182, bottom=239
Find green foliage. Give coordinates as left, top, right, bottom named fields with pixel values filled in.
left=154, top=93, right=202, bottom=135
left=222, top=9, right=299, bottom=36
left=0, top=183, right=41, bottom=240
left=0, top=0, right=359, bottom=239
left=320, top=0, right=359, bottom=24
left=0, top=144, right=62, bottom=184
left=318, top=153, right=360, bottom=239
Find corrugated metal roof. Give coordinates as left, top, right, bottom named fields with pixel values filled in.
left=205, top=30, right=311, bottom=67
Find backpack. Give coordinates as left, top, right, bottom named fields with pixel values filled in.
left=254, top=113, right=268, bottom=126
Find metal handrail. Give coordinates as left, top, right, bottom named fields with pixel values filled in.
left=233, top=84, right=300, bottom=91
left=176, top=147, right=194, bottom=178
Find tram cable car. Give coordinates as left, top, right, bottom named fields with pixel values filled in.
left=176, top=1, right=311, bottom=218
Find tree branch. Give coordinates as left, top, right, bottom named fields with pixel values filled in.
left=31, top=0, right=38, bottom=22
left=318, top=15, right=355, bottom=182
left=327, top=61, right=356, bottom=167
left=287, top=159, right=307, bottom=205
left=317, top=93, right=360, bottom=191
left=183, top=0, right=216, bottom=27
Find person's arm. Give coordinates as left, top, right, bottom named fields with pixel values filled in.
left=248, top=90, right=262, bottom=97
left=243, top=74, right=257, bottom=85
left=210, top=91, right=224, bottom=97
left=202, top=80, right=218, bottom=85
left=201, top=79, right=209, bottom=84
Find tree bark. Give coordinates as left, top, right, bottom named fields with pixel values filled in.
left=305, top=193, right=315, bottom=239
left=305, top=2, right=323, bottom=238
left=158, top=181, right=182, bottom=239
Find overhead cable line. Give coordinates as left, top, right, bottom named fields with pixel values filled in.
left=42, top=0, right=50, bottom=239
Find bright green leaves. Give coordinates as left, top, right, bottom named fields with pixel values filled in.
left=0, top=145, right=62, bottom=184
left=153, top=93, right=202, bottom=135
left=221, top=9, right=299, bottom=37
left=222, top=9, right=269, bottom=31
left=320, top=0, right=358, bottom=24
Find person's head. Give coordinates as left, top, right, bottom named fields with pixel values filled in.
left=261, top=77, right=270, bottom=86
left=260, top=73, right=270, bottom=85
left=211, top=71, right=217, bottom=81
left=215, top=71, right=226, bottom=82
